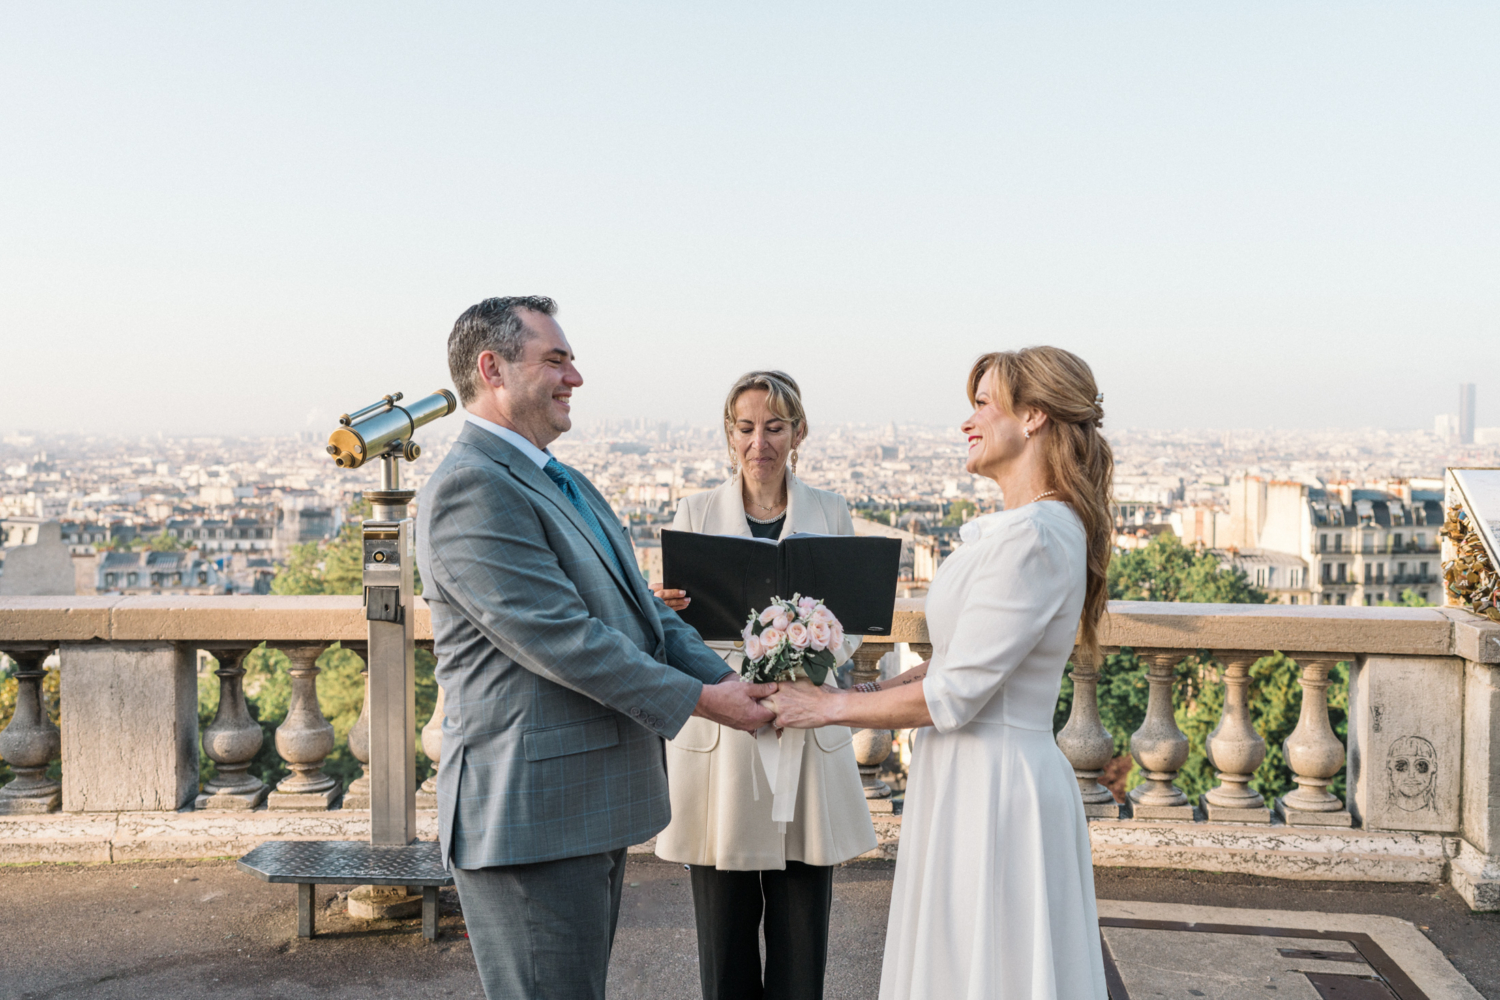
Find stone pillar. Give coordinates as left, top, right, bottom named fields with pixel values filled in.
left=343, top=666, right=372, bottom=810
left=60, top=642, right=198, bottom=812
left=1347, top=654, right=1463, bottom=833
left=1202, top=650, right=1271, bottom=823
left=848, top=644, right=893, bottom=803
left=1276, top=653, right=1353, bottom=827
left=195, top=646, right=268, bottom=810
left=1127, top=650, right=1194, bottom=820
left=1454, top=656, right=1500, bottom=909
left=0, top=647, right=61, bottom=814
left=267, top=645, right=339, bottom=810
left=417, top=685, right=444, bottom=809
left=1056, top=647, right=1121, bottom=819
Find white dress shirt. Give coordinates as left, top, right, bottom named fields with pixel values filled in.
left=465, top=414, right=553, bottom=470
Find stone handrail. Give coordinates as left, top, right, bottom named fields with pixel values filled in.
left=0, top=597, right=1497, bottom=910
left=3, top=594, right=1495, bottom=660
left=861, top=596, right=1500, bottom=661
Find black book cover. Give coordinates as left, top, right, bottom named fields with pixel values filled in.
left=660, top=530, right=904, bottom=641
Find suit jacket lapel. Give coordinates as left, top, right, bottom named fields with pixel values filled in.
left=459, top=425, right=647, bottom=616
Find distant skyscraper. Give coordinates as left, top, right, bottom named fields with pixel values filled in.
left=1459, top=383, right=1477, bottom=445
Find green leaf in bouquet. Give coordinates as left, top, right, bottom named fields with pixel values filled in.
left=799, top=649, right=833, bottom=686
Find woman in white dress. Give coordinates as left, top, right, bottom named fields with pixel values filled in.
left=766, top=347, right=1113, bottom=1000
left=650, top=370, right=877, bottom=1000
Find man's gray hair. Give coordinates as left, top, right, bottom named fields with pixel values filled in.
left=447, top=296, right=558, bottom=405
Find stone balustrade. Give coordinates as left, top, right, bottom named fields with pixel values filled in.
left=1, top=596, right=1498, bottom=910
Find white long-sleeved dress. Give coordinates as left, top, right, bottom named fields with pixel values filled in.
left=880, top=501, right=1107, bottom=1000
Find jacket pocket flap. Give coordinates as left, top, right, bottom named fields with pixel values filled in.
left=670, top=715, right=720, bottom=753
left=813, top=725, right=854, bottom=752
left=523, top=716, right=620, bottom=762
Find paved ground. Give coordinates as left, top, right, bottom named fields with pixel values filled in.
left=1, top=858, right=1495, bottom=999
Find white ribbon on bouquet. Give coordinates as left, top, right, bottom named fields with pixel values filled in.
left=752, top=724, right=806, bottom=828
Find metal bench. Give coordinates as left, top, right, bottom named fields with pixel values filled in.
left=237, top=840, right=453, bottom=941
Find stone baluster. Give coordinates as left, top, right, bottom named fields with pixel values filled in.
left=267, top=644, right=340, bottom=810
left=343, top=662, right=373, bottom=810
left=417, top=685, right=445, bottom=808
left=196, top=645, right=268, bottom=810
left=1276, top=653, right=1353, bottom=827
left=1202, top=650, right=1271, bottom=823
left=849, top=643, right=894, bottom=804
left=1127, top=649, right=1194, bottom=820
left=0, top=647, right=61, bottom=814
left=895, top=642, right=933, bottom=797
left=1056, top=647, right=1122, bottom=819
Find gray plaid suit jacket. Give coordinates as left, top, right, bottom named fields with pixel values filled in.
left=416, top=423, right=729, bottom=869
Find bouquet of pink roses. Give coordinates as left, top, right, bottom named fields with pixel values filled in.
left=739, top=594, right=844, bottom=686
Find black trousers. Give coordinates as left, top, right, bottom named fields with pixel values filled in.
left=689, top=861, right=834, bottom=1000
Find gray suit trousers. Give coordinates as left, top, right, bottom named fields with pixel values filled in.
left=453, top=848, right=629, bottom=1000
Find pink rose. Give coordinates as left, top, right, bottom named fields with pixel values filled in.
left=829, top=622, right=844, bottom=648
left=759, top=606, right=779, bottom=625
left=808, top=621, right=831, bottom=650
left=760, top=627, right=785, bottom=652
left=786, top=622, right=811, bottom=650
left=744, top=634, right=764, bottom=660
left=810, top=604, right=836, bottom=625
left=772, top=613, right=790, bottom=632
left=797, top=596, right=818, bottom=619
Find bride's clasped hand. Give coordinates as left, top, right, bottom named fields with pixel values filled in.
left=759, top=679, right=831, bottom=730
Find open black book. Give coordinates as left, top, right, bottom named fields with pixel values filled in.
left=660, top=530, right=904, bottom=641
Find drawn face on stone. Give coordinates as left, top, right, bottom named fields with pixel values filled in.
left=1385, top=736, right=1437, bottom=812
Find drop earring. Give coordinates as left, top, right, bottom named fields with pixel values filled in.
left=790, top=449, right=799, bottom=475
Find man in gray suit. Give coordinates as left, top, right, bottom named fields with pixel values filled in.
left=416, top=296, right=775, bottom=1000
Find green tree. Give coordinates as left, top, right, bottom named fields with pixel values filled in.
left=148, top=531, right=186, bottom=551
left=1107, top=533, right=1268, bottom=604
left=1379, top=589, right=1431, bottom=607
left=941, top=499, right=977, bottom=527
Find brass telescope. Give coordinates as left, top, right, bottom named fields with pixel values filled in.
left=326, top=389, right=457, bottom=470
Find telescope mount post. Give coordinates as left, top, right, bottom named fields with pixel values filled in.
left=364, top=459, right=417, bottom=848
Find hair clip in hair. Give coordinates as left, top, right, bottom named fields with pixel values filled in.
left=1095, top=392, right=1104, bottom=403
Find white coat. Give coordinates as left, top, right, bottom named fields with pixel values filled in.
left=653, top=473, right=879, bottom=870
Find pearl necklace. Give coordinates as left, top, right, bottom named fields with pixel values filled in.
left=1030, top=490, right=1058, bottom=504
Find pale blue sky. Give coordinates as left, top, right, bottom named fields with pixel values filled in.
left=2, top=3, right=1496, bottom=437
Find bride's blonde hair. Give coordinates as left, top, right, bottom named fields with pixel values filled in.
left=967, top=347, right=1114, bottom=664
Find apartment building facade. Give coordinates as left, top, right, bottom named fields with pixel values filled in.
left=1222, top=476, right=1442, bottom=606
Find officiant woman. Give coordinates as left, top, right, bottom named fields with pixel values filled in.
left=650, top=370, right=877, bottom=1000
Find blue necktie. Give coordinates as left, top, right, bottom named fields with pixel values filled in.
left=543, top=459, right=624, bottom=575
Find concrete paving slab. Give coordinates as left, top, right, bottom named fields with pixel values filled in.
left=1098, top=899, right=1482, bottom=1000
left=1095, top=867, right=1500, bottom=997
